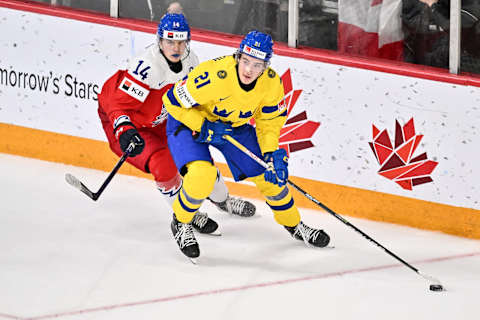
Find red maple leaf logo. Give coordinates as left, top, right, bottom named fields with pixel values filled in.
left=250, top=69, right=320, bottom=155
left=368, top=118, right=438, bottom=190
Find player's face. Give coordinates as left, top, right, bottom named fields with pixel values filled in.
left=237, top=54, right=266, bottom=85
left=160, top=39, right=187, bottom=63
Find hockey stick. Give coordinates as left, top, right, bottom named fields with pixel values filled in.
left=223, top=135, right=444, bottom=291
left=65, top=142, right=135, bottom=201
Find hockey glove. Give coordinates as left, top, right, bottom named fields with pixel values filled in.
left=114, top=123, right=145, bottom=157
left=264, top=149, right=289, bottom=186
left=195, top=120, right=233, bottom=146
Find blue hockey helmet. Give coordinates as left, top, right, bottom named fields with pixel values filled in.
left=157, top=13, right=190, bottom=41
left=238, top=30, right=273, bottom=62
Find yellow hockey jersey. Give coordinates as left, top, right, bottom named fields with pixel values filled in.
left=163, top=55, right=287, bottom=154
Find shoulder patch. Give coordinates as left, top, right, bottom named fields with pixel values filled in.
left=118, top=77, right=150, bottom=102
left=175, top=79, right=197, bottom=108
left=268, top=69, right=276, bottom=78
left=217, top=70, right=227, bottom=79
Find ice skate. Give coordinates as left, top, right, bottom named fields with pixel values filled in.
left=191, top=211, right=220, bottom=235
left=285, top=221, right=330, bottom=248
left=171, top=214, right=200, bottom=260
left=211, top=195, right=256, bottom=217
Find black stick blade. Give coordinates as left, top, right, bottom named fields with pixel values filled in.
left=429, top=284, right=444, bottom=292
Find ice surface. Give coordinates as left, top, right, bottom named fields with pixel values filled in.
left=0, top=154, right=479, bottom=320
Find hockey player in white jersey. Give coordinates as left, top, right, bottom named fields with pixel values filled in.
left=97, top=13, right=256, bottom=236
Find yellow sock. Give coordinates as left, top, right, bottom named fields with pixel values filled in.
left=173, top=160, right=217, bottom=223
left=250, top=175, right=300, bottom=227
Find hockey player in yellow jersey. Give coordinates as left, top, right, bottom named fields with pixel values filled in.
left=163, top=30, right=330, bottom=259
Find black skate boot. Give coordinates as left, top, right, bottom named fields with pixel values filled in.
left=285, top=221, right=330, bottom=248
left=171, top=214, right=200, bottom=258
left=211, top=196, right=256, bottom=217
left=191, top=211, right=219, bottom=235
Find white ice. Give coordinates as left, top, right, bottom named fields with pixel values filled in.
left=0, top=153, right=479, bottom=320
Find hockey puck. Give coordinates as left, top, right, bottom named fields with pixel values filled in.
left=429, top=284, right=443, bottom=292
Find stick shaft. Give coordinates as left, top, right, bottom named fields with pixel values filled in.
left=224, top=135, right=422, bottom=274
left=66, top=143, right=134, bottom=201
left=92, top=146, right=131, bottom=200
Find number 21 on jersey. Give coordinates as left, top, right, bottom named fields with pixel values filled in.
left=194, top=72, right=210, bottom=89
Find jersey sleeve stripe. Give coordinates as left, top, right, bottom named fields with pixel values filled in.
left=166, top=88, right=181, bottom=107
left=262, top=105, right=279, bottom=113
left=113, top=115, right=132, bottom=129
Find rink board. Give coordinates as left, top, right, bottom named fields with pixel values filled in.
left=0, top=2, right=479, bottom=238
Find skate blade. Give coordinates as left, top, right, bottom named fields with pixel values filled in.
left=318, top=245, right=335, bottom=249
left=302, top=241, right=335, bottom=249
left=310, top=244, right=335, bottom=249
left=189, top=257, right=198, bottom=264
left=197, top=230, right=222, bottom=236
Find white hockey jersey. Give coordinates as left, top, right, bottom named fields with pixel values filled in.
left=127, top=44, right=199, bottom=89
left=98, top=43, right=199, bottom=130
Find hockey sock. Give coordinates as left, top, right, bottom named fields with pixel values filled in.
left=251, top=174, right=300, bottom=227
left=155, top=173, right=182, bottom=207
left=173, top=160, right=217, bottom=223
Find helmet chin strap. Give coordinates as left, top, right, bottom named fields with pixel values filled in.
left=181, top=43, right=191, bottom=62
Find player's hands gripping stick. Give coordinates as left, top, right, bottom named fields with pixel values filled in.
left=195, top=120, right=233, bottom=146
left=264, top=149, right=289, bottom=186
left=114, top=122, right=145, bottom=157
